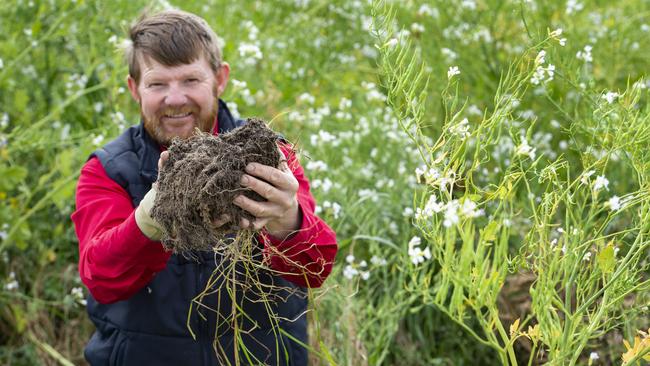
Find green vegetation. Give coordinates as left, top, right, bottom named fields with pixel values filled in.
left=0, top=0, right=648, bottom=365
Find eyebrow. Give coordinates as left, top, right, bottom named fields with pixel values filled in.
left=143, top=69, right=207, bottom=81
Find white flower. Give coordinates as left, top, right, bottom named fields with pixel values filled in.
left=358, top=188, right=379, bottom=202
left=461, top=199, right=483, bottom=218
left=417, top=4, right=439, bottom=17
left=549, top=28, right=563, bottom=38
left=576, top=45, right=593, bottom=63
left=408, top=245, right=431, bottom=265
left=402, top=207, right=414, bottom=217
left=360, top=271, right=370, bottom=280
left=92, top=134, right=104, bottom=146
left=593, top=175, right=609, bottom=192
left=4, top=272, right=18, bottom=291
left=461, top=0, right=476, bottom=10
left=343, top=265, right=358, bottom=279
left=443, top=200, right=460, bottom=227
left=546, top=64, right=555, bottom=79
left=467, top=104, right=482, bottom=116
left=370, top=256, right=387, bottom=266
left=297, top=92, right=316, bottom=105
left=410, top=23, right=425, bottom=33
left=385, top=38, right=398, bottom=49
left=306, top=160, right=328, bottom=171
left=566, top=0, right=584, bottom=15
left=345, top=254, right=355, bottom=264
left=71, top=287, right=84, bottom=300
left=449, top=118, right=470, bottom=139
left=602, top=91, right=619, bottom=104
left=238, top=43, right=263, bottom=66
left=441, top=48, right=458, bottom=61
left=589, top=352, right=599, bottom=361
left=447, top=66, right=460, bottom=79
left=416, top=165, right=441, bottom=183
left=580, top=170, right=595, bottom=185
left=338, top=97, right=352, bottom=110
left=583, top=252, right=592, bottom=261
left=535, top=50, right=546, bottom=65
left=415, top=195, right=445, bottom=220
left=408, top=236, right=422, bottom=248
left=516, top=139, right=537, bottom=160
left=607, top=196, right=621, bottom=211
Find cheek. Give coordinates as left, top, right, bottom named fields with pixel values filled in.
left=140, top=97, right=160, bottom=115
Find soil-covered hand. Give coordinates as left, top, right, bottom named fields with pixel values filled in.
left=233, top=151, right=301, bottom=239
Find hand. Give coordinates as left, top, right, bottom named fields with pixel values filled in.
left=134, top=151, right=171, bottom=241
left=233, top=149, right=301, bottom=239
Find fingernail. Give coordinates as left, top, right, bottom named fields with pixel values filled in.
left=246, top=164, right=255, bottom=173
left=241, top=175, right=249, bottom=184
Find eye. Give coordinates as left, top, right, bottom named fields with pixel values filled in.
left=186, top=78, right=200, bottom=83
left=147, top=82, right=164, bottom=88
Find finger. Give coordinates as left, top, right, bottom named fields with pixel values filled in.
left=251, top=217, right=270, bottom=231
left=241, top=174, right=280, bottom=201
left=276, top=146, right=289, bottom=171
left=239, top=217, right=269, bottom=231
left=234, top=194, right=283, bottom=219
left=245, top=163, right=295, bottom=190
left=240, top=217, right=250, bottom=229
left=158, top=151, right=170, bottom=171
left=213, top=214, right=230, bottom=228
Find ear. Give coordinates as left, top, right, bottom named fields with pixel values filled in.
left=126, top=75, right=141, bottom=103
left=214, top=62, right=230, bottom=97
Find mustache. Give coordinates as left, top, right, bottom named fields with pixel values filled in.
left=157, top=106, right=199, bottom=117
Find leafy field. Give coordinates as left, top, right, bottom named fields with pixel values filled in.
left=1, top=0, right=649, bottom=365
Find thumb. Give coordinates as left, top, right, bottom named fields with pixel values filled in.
left=158, top=151, right=170, bottom=172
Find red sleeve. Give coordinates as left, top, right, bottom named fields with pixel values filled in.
left=71, top=157, right=171, bottom=304
left=260, top=144, right=338, bottom=288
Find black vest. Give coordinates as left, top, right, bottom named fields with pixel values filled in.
left=84, top=100, right=308, bottom=366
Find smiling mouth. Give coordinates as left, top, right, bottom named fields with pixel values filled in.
left=164, top=112, right=193, bottom=119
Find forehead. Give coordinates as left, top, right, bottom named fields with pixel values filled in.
left=139, top=54, right=213, bottom=79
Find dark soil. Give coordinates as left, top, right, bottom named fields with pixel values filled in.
left=150, top=118, right=282, bottom=253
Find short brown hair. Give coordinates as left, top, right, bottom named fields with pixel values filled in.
left=125, top=9, right=223, bottom=83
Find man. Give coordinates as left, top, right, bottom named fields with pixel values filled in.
left=71, top=9, right=337, bottom=366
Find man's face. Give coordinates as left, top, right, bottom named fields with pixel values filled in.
left=127, top=55, right=229, bottom=145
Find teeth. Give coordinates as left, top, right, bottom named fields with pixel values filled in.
left=166, top=112, right=191, bottom=118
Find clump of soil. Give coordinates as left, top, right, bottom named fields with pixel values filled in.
left=150, top=118, right=282, bottom=253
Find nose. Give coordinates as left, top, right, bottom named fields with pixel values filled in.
left=164, top=84, right=188, bottom=106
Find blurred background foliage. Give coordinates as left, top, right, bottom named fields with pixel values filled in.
left=0, top=0, right=648, bottom=365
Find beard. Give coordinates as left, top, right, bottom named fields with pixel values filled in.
left=142, top=94, right=219, bottom=146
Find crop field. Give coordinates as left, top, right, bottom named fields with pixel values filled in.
left=0, top=0, right=649, bottom=365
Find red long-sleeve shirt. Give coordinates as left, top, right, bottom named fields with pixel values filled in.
left=71, top=124, right=337, bottom=304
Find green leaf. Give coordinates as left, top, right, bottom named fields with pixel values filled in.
left=11, top=304, right=27, bottom=334
left=50, top=178, right=76, bottom=210
left=0, top=165, right=28, bottom=191
left=596, top=244, right=615, bottom=274
left=481, top=221, right=499, bottom=243
left=56, top=148, right=75, bottom=177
